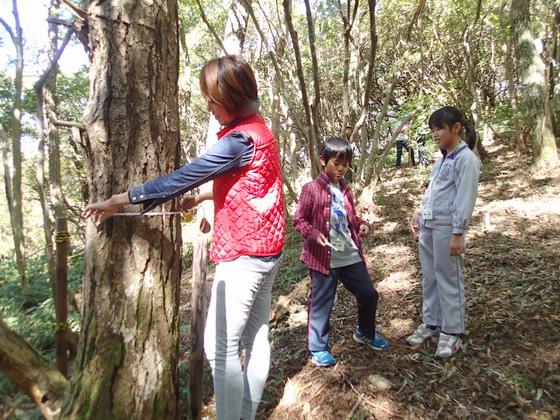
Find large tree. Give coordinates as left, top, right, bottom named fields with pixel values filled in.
left=61, top=0, right=182, bottom=417
left=512, top=0, right=558, bottom=169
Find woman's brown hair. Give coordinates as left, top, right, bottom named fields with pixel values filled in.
left=199, top=55, right=258, bottom=116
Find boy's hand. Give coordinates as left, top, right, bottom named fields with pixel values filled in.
left=449, top=234, right=463, bottom=256
left=359, top=224, right=370, bottom=237
left=410, top=209, right=420, bottom=236
left=316, top=232, right=328, bottom=246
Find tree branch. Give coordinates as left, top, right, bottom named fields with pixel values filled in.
left=0, top=17, right=16, bottom=44
left=59, top=0, right=88, bottom=22
left=52, top=120, right=86, bottom=130
left=34, top=28, right=75, bottom=93
left=47, top=17, right=74, bottom=27
left=242, top=0, right=310, bottom=149
left=196, top=0, right=229, bottom=55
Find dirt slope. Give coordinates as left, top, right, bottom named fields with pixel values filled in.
left=181, top=139, right=560, bottom=419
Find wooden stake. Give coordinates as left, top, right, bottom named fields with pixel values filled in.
left=55, top=217, right=68, bottom=378
left=189, top=211, right=210, bottom=419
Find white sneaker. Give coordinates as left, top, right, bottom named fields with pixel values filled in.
left=406, top=324, right=439, bottom=345
left=435, top=333, right=462, bottom=358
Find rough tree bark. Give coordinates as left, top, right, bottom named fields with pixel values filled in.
left=62, top=0, right=181, bottom=417
left=512, top=0, right=558, bottom=169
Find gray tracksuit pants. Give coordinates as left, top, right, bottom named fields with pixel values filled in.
left=419, top=225, right=465, bottom=334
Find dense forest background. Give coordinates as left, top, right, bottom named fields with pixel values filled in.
left=0, top=0, right=559, bottom=418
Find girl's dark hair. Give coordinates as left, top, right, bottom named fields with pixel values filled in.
left=428, top=106, right=477, bottom=150
left=320, top=137, right=353, bottom=163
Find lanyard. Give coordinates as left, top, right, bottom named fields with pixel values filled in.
left=425, top=143, right=460, bottom=209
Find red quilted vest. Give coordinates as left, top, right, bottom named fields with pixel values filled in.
left=211, top=114, right=285, bottom=262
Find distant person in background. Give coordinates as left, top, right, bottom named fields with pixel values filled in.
left=408, top=106, right=480, bottom=358
left=396, top=129, right=415, bottom=167
left=416, top=132, right=430, bottom=166
left=83, top=55, right=285, bottom=420
left=294, top=137, right=389, bottom=368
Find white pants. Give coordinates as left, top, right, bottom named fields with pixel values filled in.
left=204, top=255, right=282, bottom=420
left=419, top=226, right=465, bottom=334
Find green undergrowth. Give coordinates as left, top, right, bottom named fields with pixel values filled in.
left=0, top=250, right=84, bottom=411
left=272, top=214, right=308, bottom=301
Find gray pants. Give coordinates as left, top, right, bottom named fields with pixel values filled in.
left=419, top=226, right=465, bottom=334
left=204, top=255, right=282, bottom=420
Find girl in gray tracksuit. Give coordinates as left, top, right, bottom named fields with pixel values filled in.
left=408, top=106, right=480, bottom=358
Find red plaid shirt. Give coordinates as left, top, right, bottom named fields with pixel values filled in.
left=293, top=172, right=370, bottom=275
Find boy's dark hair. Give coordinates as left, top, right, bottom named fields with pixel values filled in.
left=320, top=137, right=353, bottom=163
left=428, top=106, right=477, bottom=150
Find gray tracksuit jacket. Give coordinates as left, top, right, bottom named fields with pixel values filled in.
left=420, top=141, right=480, bottom=234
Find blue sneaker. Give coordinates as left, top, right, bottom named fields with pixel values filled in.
left=310, top=350, right=336, bottom=367
left=353, top=328, right=389, bottom=351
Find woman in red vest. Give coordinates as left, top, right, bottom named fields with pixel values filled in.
left=83, top=55, right=285, bottom=420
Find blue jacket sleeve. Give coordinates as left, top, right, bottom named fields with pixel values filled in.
left=128, top=131, right=254, bottom=212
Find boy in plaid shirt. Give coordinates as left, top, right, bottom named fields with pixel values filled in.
left=293, top=137, right=389, bottom=367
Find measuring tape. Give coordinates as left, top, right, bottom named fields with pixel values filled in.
left=113, top=211, right=195, bottom=222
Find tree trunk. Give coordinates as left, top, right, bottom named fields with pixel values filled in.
left=0, top=0, right=27, bottom=295
left=462, top=0, right=488, bottom=160
left=357, top=0, right=425, bottom=192
left=35, top=4, right=74, bottom=299
left=0, top=319, right=69, bottom=420
left=512, top=0, right=558, bottom=169
left=283, top=0, right=321, bottom=177
left=500, top=1, right=525, bottom=151
left=546, top=9, right=560, bottom=139
left=339, top=0, right=359, bottom=134
left=62, top=1, right=181, bottom=417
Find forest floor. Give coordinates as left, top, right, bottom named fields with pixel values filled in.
left=179, top=137, right=560, bottom=419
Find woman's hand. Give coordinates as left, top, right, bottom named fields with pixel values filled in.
left=82, top=192, right=130, bottom=223
left=359, top=223, right=370, bottom=237
left=181, top=195, right=198, bottom=212
left=410, top=209, right=421, bottom=236
left=449, top=234, right=464, bottom=256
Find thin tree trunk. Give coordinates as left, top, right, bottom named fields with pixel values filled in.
left=546, top=9, right=560, bottom=138
left=283, top=0, right=321, bottom=177
left=462, top=0, right=488, bottom=160
left=63, top=1, right=181, bottom=417
left=357, top=0, right=426, bottom=206
left=512, top=0, right=558, bottom=169
left=338, top=0, right=359, bottom=134
left=243, top=0, right=310, bottom=144
left=35, top=10, right=74, bottom=299
left=358, top=0, right=426, bottom=194
left=500, top=0, right=525, bottom=151
left=349, top=0, right=377, bottom=146
left=358, top=113, right=418, bottom=207
left=303, top=0, right=322, bottom=154
left=0, top=0, right=27, bottom=295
